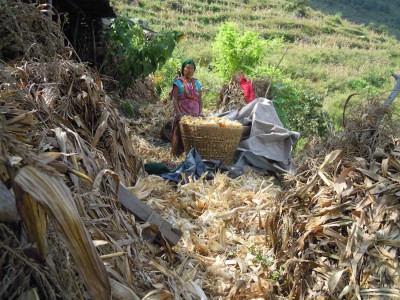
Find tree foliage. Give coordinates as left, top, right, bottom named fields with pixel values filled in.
left=211, top=23, right=271, bottom=81
left=105, top=17, right=183, bottom=90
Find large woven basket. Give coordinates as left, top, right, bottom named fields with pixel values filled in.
left=180, top=123, right=243, bottom=165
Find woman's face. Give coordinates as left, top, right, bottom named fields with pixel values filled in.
left=183, top=64, right=195, bottom=77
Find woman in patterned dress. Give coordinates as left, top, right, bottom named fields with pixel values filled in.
left=171, top=59, right=203, bottom=156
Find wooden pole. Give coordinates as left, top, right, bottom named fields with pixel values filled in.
left=265, top=48, right=288, bottom=99
left=383, top=73, right=400, bottom=109
left=90, top=18, right=97, bottom=67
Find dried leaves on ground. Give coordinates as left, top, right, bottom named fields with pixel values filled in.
left=1, top=1, right=400, bottom=299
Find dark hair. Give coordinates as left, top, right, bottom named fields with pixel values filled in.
left=181, top=59, right=196, bottom=74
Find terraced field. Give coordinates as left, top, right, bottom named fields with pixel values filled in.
left=112, top=0, right=400, bottom=126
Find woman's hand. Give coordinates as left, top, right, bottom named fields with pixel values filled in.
left=177, top=112, right=185, bottom=120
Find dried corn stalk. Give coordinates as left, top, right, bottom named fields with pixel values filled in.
left=217, top=82, right=246, bottom=112
left=267, top=142, right=400, bottom=298
left=0, top=0, right=68, bottom=61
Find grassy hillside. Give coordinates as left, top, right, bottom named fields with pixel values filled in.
left=111, top=0, right=400, bottom=130
left=310, top=0, right=400, bottom=39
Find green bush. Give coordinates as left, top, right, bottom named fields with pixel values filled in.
left=212, top=22, right=280, bottom=81
left=328, top=13, right=342, bottom=25
left=248, top=66, right=327, bottom=137
left=153, top=57, right=181, bottom=100
left=273, top=83, right=327, bottom=136
left=104, top=17, right=183, bottom=91
left=283, top=0, right=310, bottom=17
left=367, top=22, right=389, bottom=35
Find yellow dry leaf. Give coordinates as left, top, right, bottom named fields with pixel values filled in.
left=208, top=239, right=225, bottom=253
left=110, top=278, right=141, bottom=300
left=15, top=166, right=110, bottom=300
left=333, top=167, right=357, bottom=197
left=17, top=192, right=48, bottom=261
left=328, top=269, right=347, bottom=295
left=319, top=150, right=344, bottom=171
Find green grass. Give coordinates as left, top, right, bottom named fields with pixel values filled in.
left=110, top=0, right=400, bottom=129
left=309, top=0, right=400, bottom=39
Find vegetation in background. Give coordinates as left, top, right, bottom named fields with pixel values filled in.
left=309, top=0, right=400, bottom=38
left=284, top=0, right=311, bottom=17
left=247, top=65, right=327, bottom=136
left=153, top=57, right=224, bottom=108
left=110, top=0, right=400, bottom=136
left=212, top=23, right=272, bottom=81
left=104, top=17, right=183, bottom=91
left=153, top=57, right=182, bottom=101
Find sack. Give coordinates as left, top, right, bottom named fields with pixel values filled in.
left=239, top=76, right=255, bottom=103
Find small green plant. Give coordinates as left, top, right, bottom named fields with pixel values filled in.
left=270, top=264, right=286, bottom=283
left=212, top=22, right=278, bottom=81
left=153, top=57, right=181, bottom=100
left=347, top=78, right=368, bottom=91
left=347, top=71, right=387, bottom=94
left=249, top=245, right=274, bottom=267
left=249, top=245, right=286, bottom=283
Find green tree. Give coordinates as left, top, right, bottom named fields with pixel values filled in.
left=104, top=17, right=183, bottom=91
left=211, top=22, right=270, bottom=81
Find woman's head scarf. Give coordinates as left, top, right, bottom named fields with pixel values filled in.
left=181, top=59, right=196, bottom=75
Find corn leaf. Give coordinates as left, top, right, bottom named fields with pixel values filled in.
left=15, top=166, right=111, bottom=300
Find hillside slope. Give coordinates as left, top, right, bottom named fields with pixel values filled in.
left=112, top=0, right=400, bottom=125
left=310, top=0, right=400, bottom=39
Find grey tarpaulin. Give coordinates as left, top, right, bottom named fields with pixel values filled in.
left=218, top=98, right=300, bottom=175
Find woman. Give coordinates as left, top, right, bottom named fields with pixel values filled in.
left=171, top=59, right=203, bottom=156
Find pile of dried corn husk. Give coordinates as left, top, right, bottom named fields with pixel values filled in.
left=133, top=99, right=175, bottom=150
left=265, top=99, right=400, bottom=298
left=217, top=81, right=246, bottom=113
left=252, top=78, right=270, bottom=99
left=0, top=0, right=67, bottom=62
left=1, top=1, right=279, bottom=299
left=217, top=77, right=271, bottom=113
left=128, top=77, right=160, bottom=105
left=0, top=74, right=280, bottom=297
left=2, top=1, right=400, bottom=299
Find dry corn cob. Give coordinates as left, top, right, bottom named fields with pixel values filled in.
left=180, top=116, right=242, bottom=128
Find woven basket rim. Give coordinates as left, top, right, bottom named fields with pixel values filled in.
left=179, top=121, right=243, bottom=133
left=180, top=122, right=242, bottom=127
